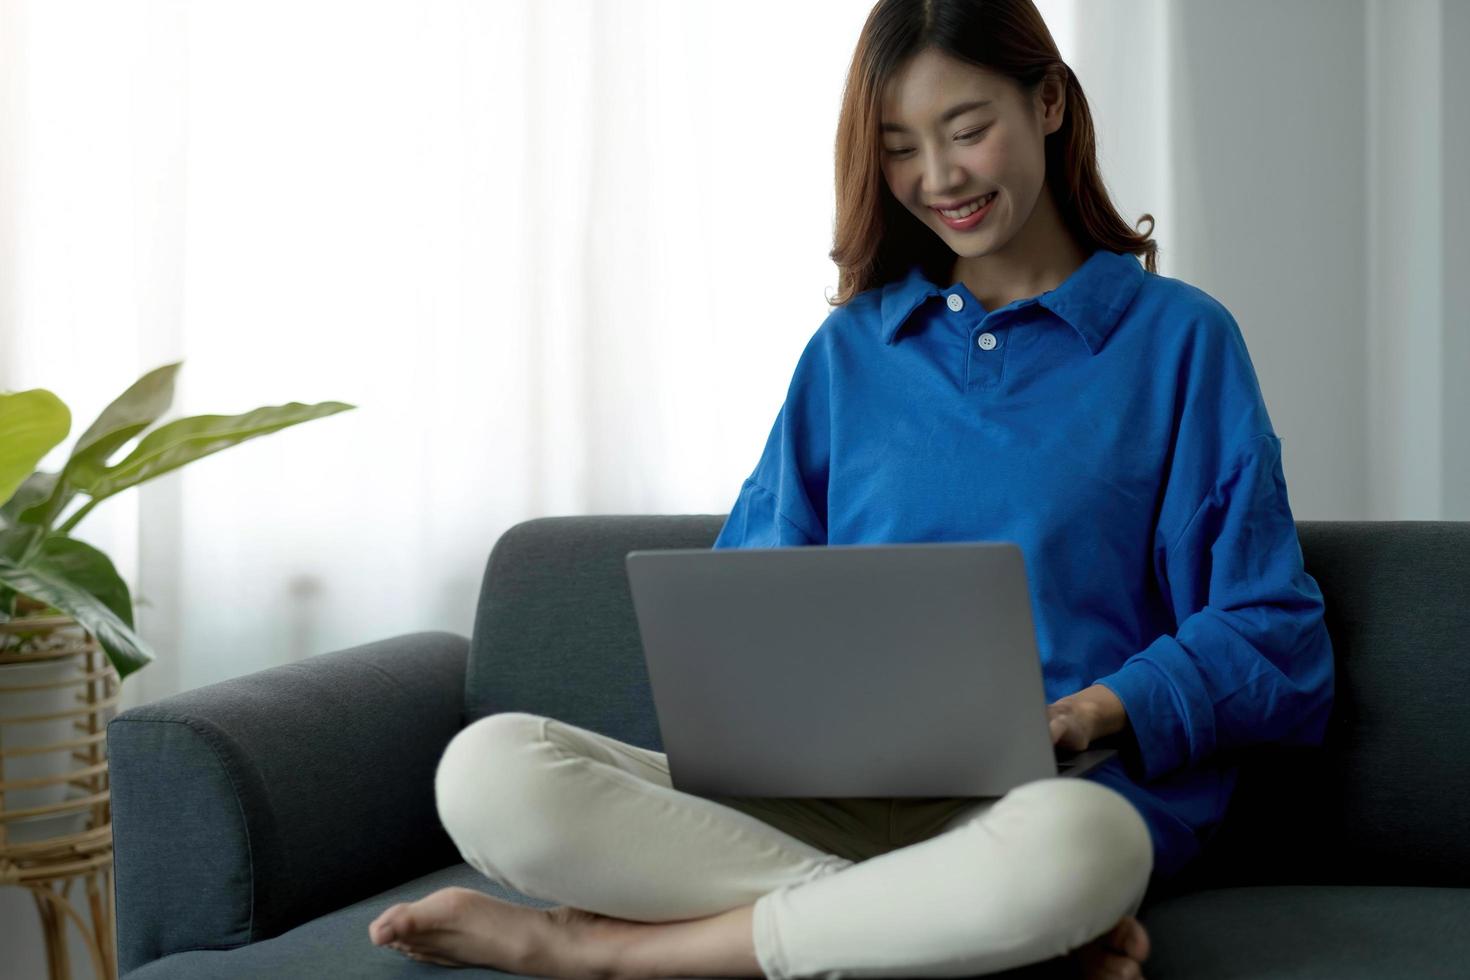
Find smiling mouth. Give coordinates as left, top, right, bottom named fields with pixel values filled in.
left=932, top=192, right=996, bottom=217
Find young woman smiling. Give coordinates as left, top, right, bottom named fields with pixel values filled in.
left=368, top=2, right=1334, bottom=978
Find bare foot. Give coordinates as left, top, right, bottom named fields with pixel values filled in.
left=1066, top=914, right=1151, bottom=980
left=368, top=886, right=633, bottom=978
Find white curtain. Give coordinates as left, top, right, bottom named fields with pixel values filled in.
left=5, top=0, right=1459, bottom=714
left=7, top=0, right=1055, bottom=707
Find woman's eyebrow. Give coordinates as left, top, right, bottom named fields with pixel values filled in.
left=880, top=99, right=993, bottom=133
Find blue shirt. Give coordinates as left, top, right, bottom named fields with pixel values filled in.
left=711, top=247, right=1336, bottom=880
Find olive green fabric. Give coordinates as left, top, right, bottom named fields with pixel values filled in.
left=702, top=794, right=992, bottom=864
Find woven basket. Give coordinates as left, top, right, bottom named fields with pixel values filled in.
left=0, top=598, right=120, bottom=980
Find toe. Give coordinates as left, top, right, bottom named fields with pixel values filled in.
left=404, top=947, right=463, bottom=967
left=1072, top=927, right=1149, bottom=980
left=371, top=901, right=439, bottom=950
left=389, top=940, right=460, bottom=967
left=1097, top=916, right=1149, bottom=962
left=1118, top=917, right=1150, bottom=961
left=369, top=905, right=405, bottom=945
left=1098, top=951, right=1143, bottom=980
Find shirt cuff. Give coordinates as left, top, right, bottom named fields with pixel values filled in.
left=1094, top=633, right=1218, bottom=783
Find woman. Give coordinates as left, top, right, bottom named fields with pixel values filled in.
left=369, top=1, right=1335, bottom=977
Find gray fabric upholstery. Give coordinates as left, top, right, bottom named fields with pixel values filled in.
left=1141, top=885, right=1470, bottom=978
left=112, top=864, right=1470, bottom=980
left=119, top=862, right=559, bottom=980
left=463, top=515, right=720, bottom=749
left=110, top=517, right=1470, bottom=978
left=109, top=631, right=469, bottom=976
left=1151, top=521, right=1470, bottom=901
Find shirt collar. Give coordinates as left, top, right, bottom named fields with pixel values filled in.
left=878, top=248, right=1145, bottom=354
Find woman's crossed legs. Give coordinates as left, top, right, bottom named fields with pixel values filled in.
left=369, top=711, right=1154, bottom=979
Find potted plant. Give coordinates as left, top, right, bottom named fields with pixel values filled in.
left=0, top=360, right=354, bottom=672
left=0, top=360, right=354, bottom=815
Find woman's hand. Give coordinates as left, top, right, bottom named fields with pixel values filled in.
left=1047, top=685, right=1129, bottom=753
left=1047, top=697, right=1097, bottom=753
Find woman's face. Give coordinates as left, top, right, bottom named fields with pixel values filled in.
left=879, top=48, right=1064, bottom=261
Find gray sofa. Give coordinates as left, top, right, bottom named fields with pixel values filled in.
left=108, top=516, right=1470, bottom=979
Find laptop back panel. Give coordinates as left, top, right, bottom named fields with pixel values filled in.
left=626, top=542, right=1089, bottom=797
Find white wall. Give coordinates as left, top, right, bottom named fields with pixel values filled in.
left=1367, top=0, right=1444, bottom=519
left=1446, top=0, right=1470, bottom=520
left=1165, top=0, right=1370, bottom=519
left=1076, top=0, right=1467, bottom=522
left=1067, top=0, right=1178, bottom=278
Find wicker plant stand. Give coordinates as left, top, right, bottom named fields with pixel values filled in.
left=0, top=611, right=120, bottom=980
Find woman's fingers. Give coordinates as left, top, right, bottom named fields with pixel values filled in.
left=1047, top=703, right=1091, bottom=751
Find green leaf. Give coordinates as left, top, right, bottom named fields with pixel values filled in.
left=71, top=361, right=183, bottom=461
left=30, top=535, right=136, bottom=631
left=18, top=362, right=182, bottom=531
left=1, top=471, right=61, bottom=529
left=0, top=526, right=42, bottom=622
left=0, top=556, right=153, bottom=680
left=64, top=401, right=356, bottom=505
left=0, top=524, right=45, bottom=564
left=0, top=389, right=71, bottom=511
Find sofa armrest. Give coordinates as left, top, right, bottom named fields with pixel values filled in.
left=107, top=630, right=469, bottom=975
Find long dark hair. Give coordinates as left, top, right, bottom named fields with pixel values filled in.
left=828, top=0, right=1157, bottom=307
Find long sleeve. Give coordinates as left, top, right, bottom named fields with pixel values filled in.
left=713, top=474, right=821, bottom=548
left=1094, top=302, right=1336, bottom=783
left=712, top=323, right=833, bottom=551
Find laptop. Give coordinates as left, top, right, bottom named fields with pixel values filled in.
left=624, top=540, right=1117, bottom=798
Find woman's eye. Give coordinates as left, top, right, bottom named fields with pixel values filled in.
left=883, top=127, right=988, bottom=157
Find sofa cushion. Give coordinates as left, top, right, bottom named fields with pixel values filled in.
left=1139, top=884, right=1470, bottom=978
left=120, top=862, right=556, bottom=979
left=118, top=860, right=1071, bottom=979
left=465, top=515, right=723, bottom=749
left=122, top=861, right=1470, bottom=979
left=1184, top=522, right=1470, bottom=891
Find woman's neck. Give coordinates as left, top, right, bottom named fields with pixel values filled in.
left=949, top=182, right=1091, bottom=312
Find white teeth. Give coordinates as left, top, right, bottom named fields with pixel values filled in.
left=939, top=193, right=995, bottom=218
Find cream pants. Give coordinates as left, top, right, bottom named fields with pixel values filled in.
left=433, top=711, right=1154, bottom=979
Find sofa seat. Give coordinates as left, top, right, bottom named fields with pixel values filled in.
left=124, top=862, right=1470, bottom=979
left=115, top=861, right=1067, bottom=979
left=1140, top=884, right=1470, bottom=978
left=122, top=862, right=555, bottom=979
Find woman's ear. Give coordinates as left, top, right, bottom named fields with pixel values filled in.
left=1035, top=67, right=1068, bottom=137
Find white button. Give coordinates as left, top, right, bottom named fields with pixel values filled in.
left=946, top=293, right=964, bottom=312
left=977, top=332, right=997, bottom=350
